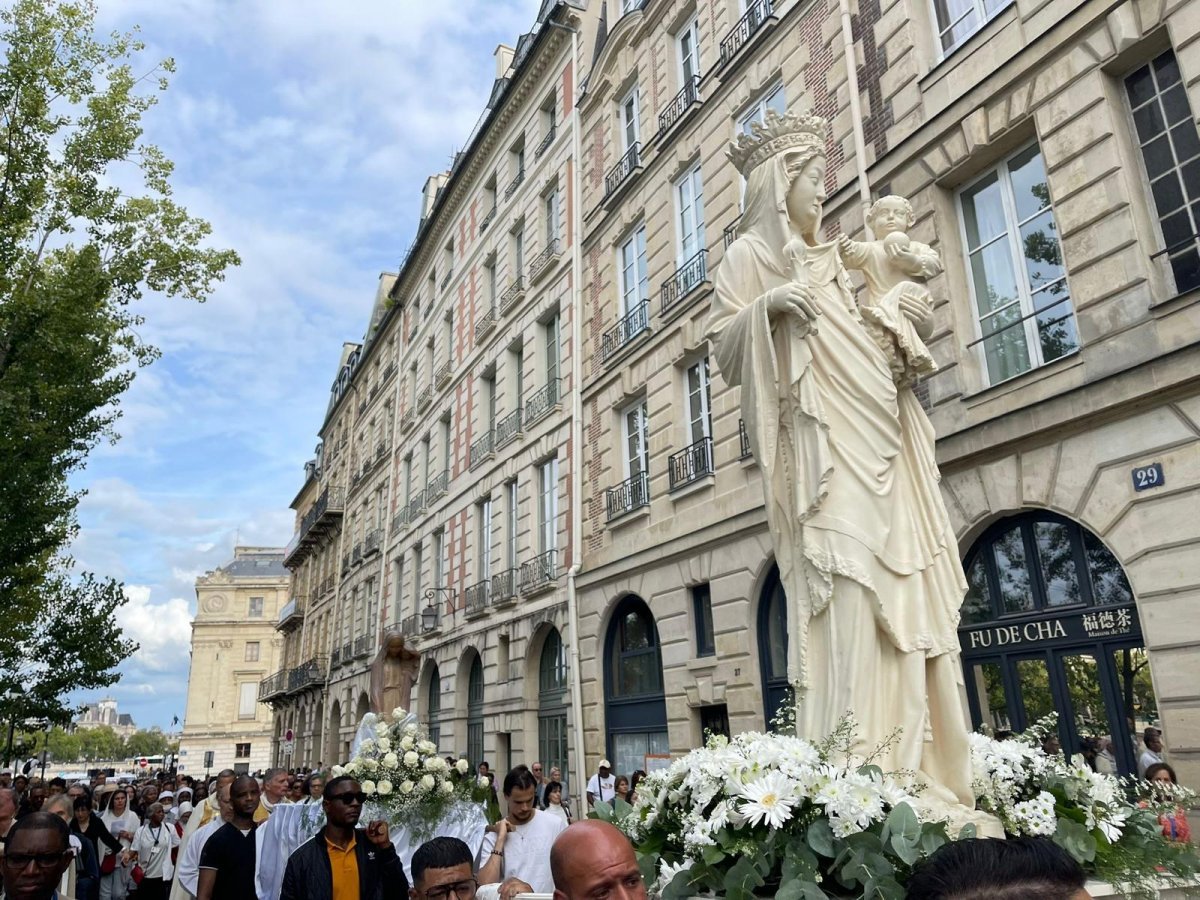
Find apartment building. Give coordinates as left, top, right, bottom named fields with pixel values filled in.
left=574, top=0, right=1200, bottom=786
left=263, top=2, right=598, bottom=786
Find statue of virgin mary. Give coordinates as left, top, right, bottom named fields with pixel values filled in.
left=707, top=109, right=992, bottom=828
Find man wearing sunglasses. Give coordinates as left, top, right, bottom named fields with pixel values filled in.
left=279, top=775, right=408, bottom=900
left=1, top=812, right=74, bottom=900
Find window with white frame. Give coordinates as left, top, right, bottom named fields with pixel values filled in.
left=620, top=86, right=640, bottom=152
left=676, top=163, right=706, bottom=266
left=677, top=17, right=701, bottom=88
left=413, top=542, right=423, bottom=613
left=478, top=498, right=493, bottom=581
left=1125, top=50, right=1200, bottom=295
left=544, top=312, right=561, bottom=387
left=618, top=225, right=648, bottom=316
left=738, top=82, right=786, bottom=134
left=244, top=641, right=260, bottom=663
left=507, top=479, right=519, bottom=568
left=538, top=456, right=559, bottom=555
left=513, top=226, right=525, bottom=276
left=931, top=0, right=1013, bottom=56
left=544, top=189, right=560, bottom=245
left=958, top=144, right=1077, bottom=385
left=433, top=529, right=445, bottom=588
left=686, top=358, right=713, bottom=444
left=248, top=597, right=264, bottom=618
left=623, top=399, right=649, bottom=476
left=238, top=682, right=257, bottom=719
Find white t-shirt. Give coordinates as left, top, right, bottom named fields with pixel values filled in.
left=1138, top=748, right=1163, bottom=777
left=133, top=822, right=180, bottom=879
left=177, top=816, right=225, bottom=896
left=586, top=773, right=616, bottom=804
left=475, top=810, right=568, bottom=894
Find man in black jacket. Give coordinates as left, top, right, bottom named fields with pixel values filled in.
left=280, top=775, right=408, bottom=900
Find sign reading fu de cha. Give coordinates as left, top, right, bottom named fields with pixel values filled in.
left=961, top=605, right=1140, bottom=654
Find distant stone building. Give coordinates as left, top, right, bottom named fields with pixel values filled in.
left=179, top=547, right=288, bottom=775
left=76, top=699, right=138, bottom=740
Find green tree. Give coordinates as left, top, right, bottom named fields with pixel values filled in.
left=77, top=725, right=124, bottom=762
left=0, top=0, right=239, bottom=725
left=123, top=729, right=168, bottom=759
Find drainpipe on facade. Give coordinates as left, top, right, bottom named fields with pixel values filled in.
left=548, top=14, right=588, bottom=801
left=838, top=0, right=873, bottom=227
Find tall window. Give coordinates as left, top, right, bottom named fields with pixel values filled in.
left=248, top=597, right=264, bottom=618
left=485, top=259, right=497, bottom=310
left=739, top=82, right=785, bottom=134
left=413, top=543, right=423, bottom=613
left=478, top=497, right=493, bottom=580
left=538, top=629, right=569, bottom=789
left=676, top=163, right=706, bottom=264
left=604, top=596, right=668, bottom=776
left=677, top=16, right=701, bottom=86
left=544, top=190, right=559, bottom=244
left=959, top=144, right=1077, bottom=385
left=544, top=312, right=561, bottom=386
left=619, top=226, right=649, bottom=316
left=422, top=435, right=432, bottom=485
left=432, top=530, right=445, bottom=589
left=513, top=347, right=525, bottom=409
left=513, top=227, right=525, bottom=277
left=931, top=0, right=1012, bottom=55
left=506, top=479, right=519, bottom=569
left=481, top=371, right=496, bottom=426
left=238, top=683, right=257, bottom=720
left=693, top=583, right=715, bottom=657
left=623, top=400, right=648, bottom=476
left=440, top=416, right=451, bottom=473
left=392, top=557, right=405, bottom=622
left=620, top=86, right=640, bottom=151
left=1126, top=50, right=1200, bottom=295
left=426, top=665, right=442, bottom=747
left=538, top=456, right=559, bottom=555
left=686, top=358, right=712, bottom=443
left=403, top=455, right=413, bottom=504
left=467, top=655, right=484, bottom=767
left=245, top=642, right=260, bottom=663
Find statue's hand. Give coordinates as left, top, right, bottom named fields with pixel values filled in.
left=898, top=291, right=932, bottom=324
left=765, top=285, right=820, bottom=332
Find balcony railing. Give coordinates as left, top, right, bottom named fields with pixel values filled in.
left=376, top=440, right=389, bottom=463
left=719, top=0, right=775, bottom=68
left=606, top=471, right=650, bottom=521
left=319, top=574, right=335, bottom=596
left=524, top=378, right=560, bottom=429
left=283, top=486, right=347, bottom=568
left=535, top=124, right=556, bottom=159
left=400, top=614, right=421, bottom=638
left=286, top=657, right=326, bottom=693
left=364, top=528, right=383, bottom=557
left=499, top=277, right=525, bottom=315
left=520, top=549, right=557, bottom=593
left=427, top=468, right=449, bottom=502
left=392, top=506, right=411, bottom=534
left=602, top=300, right=650, bottom=363
left=496, top=407, right=523, bottom=448
left=259, top=669, right=288, bottom=701
left=401, top=408, right=417, bottom=432
left=464, top=579, right=492, bottom=616
left=529, top=237, right=562, bottom=283
left=723, top=216, right=742, bottom=249
left=739, top=418, right=753, bottom=459
left=330, top=646, right=343, bottom=668
left=354, top=634, right=374, bottom=659
left=480, top=204, right=497, bottom=233
left=417, top=384, right=433, bottom=412
left=407, top=488, right=427, bottom=520
left=660, top=249, right=709, bottom=316
left=491, top=568, right=518, bottom=605
left=604, top=142, right=641, bottom=200
left=658, top=75, right=701, bottom=136
left=669, top=436, right=715, bottom=490
left=340, top=642, right=353, bottom=665
left=470, top=429, right=495, bottom=469
left=475, top=306, right=497, bottom=342
left=383, top=361, right=397, bottom=383
left=277, top=596, right=305, bottom=630
left=434, top=359, right=452, bottom=389
left=504, top=167, right=525, bottom=200
left=351, top=543, right=363, bottom=566
left=441, top=270, right=453, bottom=293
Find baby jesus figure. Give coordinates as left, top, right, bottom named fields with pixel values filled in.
left=838, top=195, right=942, bottom=386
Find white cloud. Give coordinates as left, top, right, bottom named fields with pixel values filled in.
left=116, top=586, right=194, bottom=674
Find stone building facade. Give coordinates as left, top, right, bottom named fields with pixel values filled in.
left=180, top=547, right=287, bottom=775
left=574, top=0, right=1200, bottom=787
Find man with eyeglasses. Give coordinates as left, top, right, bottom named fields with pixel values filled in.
left=411, top=837, right=479, bottom=900
left=279, top=775, right=408, bottom=900
left=1, top=812, right=74, bottom=900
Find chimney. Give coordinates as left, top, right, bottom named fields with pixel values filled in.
left=495, top=43, right=515, bottom=79
left=421, top=172, right=451, bottom=223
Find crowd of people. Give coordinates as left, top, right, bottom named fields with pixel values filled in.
left=0, top=744, right=1190, bottom=900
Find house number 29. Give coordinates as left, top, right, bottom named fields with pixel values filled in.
left=1131, top=462, right=1165, bottom=492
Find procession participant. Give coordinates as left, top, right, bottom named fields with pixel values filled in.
left=549, top=821, right=645, bottom=900
left=905, top=836, right=1090, bottom=899
left=0, top=787, right=18, bottom=853
left=1, top=813, right=75, bottom=900
left=541, top=783, right=569, bottom=826
left=128, top=802, right=179, bottom=900
left=300, top=773, right=324, bottom=804
left=279, top=775, right=408, bottom=900
left=99, top=785, right=140, bottom=900
left=72, top=795, right=122, bottom=867
left=475, top=767, right=566, bottom=896
left=175, top=786, right=232, bottom=898
left=196, top=775, right=259, bottom=900
left=410, top=837, right=493, bottom=900
left=256, top=767, right=291, bottom=823
left=166, top=770, right=233, bottom=900
left=46, top=793, right=96, bottom=900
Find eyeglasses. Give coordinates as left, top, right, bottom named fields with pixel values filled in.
left=327, top=791, right=368, bottom=805
left=423, top=879, right=478, bottom=900
left=5, top=852, right=69, bottom=870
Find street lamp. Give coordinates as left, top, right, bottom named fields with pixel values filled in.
left=422, top=588, right=454, bottom=632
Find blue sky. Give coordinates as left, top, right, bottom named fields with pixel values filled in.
left=68, top=0, right=545, bottom=730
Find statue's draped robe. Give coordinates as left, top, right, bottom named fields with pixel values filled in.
left=707, top=153, right=974, bottom=806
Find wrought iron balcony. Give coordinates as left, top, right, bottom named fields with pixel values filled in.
left=364, top=528, right=383, bottom=557
left=258, top=669, right=288, bottom=701
left=535, top=124, right=556, bottom=159
left=369, top=383, right=380, bottom=401
left=504, top=167, right=525, bottom=200
left=529, top=237, right=562, bottom=283
left=719, top=0, right=775, bottom=68
left=401, top=408, right=417, bottom=432
left=499, top=277, right=525, bottom=315
left=606, top=471, right=650, bottom=521
left=491, top=568, right=518, bottom=605
left=660, top=250, right=709, bottom=316
left=434, top=359, right=452, bottom=389
left=669, top=436, right=715, bottom=490
left=520, top=549, right=557, bottom=594
left=524, top=378, right=560, bottom=429
left=480, top=204, right=497, bottom=233
left=392, top=506, right=411, bottom=534
left=400, top=614, right=421, bottom=638
left=286, top=657, right=326, bottom=693
left=330, top=646, right=343, bottom=668
left=354, top=634, right=374, bottom=659
left=658, top=75, right=701, bottom=136
left=427, top=468, right=449, bottom=502
left=382, top=361, right=397, bottom=382
left=417, top=384, right=433, bottom=412
left=724, top=216, right=742, bottom=249
left=496, top=407, right=523, bottom=448
left=601, top=300, right=650, bottom=363
left=604, top=142, right=642, bottom=201
left=341, top=553, right=351, bottom=576
left=340, top=642, right=353, bottom=664
left=351, top=543, right=363, bottom=566
left=283, top=486, right=347, bottom=568
left=358, top=398, right=367, bottom=414
left=407, top=488, right=427, bottom=520
left=277, top=596, right=305, bottom=631
left=739, top=418, right=753, bottom=459
left=475, top=306, right=497, bottom=342
left=319, top=574, right=336, bottom=596
left=464, top=579, right=492, bottom=617
left=470, top=429, right=495, bottom=469
left=441, top=270, right=453, bottom=293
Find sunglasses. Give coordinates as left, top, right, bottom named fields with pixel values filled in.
left=327, top=791, right=368, bottom=805
left=5, top=852, right=69, bottom=870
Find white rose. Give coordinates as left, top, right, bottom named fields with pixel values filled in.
left=424, top=756, right=445, bottom=772
left=456, top=759, right=470, bottom=775
left=362, top=780, right=377, bottom=795
left=400, top=737, right=415, bottom=752
left=418, top=740, right=437, bottom=755
left=420, top=774, right=436, bottom=792
left=400, top=780, right=415, bottom=794
left=377, top=780, right=393, bottom=796
left=392, top=707, right=408, bottom=720
left=383, top=753, right=399, bottom=769
left=377, top=737, right=391, bottom=752
left=478, top=776, right=490, bottom=788
left=441, top=780, right=455, bottom=795
left=404, top=751, right=420, bottom=767
left=362, top=758, right=378, bottom=772
left=403, top=723, right=419, bottom=736
left=331, top=765, right=346, bottom=777
left=360, top=739, right=376, bottom=753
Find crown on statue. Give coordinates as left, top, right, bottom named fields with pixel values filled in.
left=728, top=109, right=828, bottom=177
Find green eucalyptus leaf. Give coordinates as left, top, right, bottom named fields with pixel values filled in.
left=807, top=819, right=836, bottom=858
left=723, top=856, right=762, bottom=900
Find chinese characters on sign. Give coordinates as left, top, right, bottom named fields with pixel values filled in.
left=1082, top=607, right=1134, bottom=638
